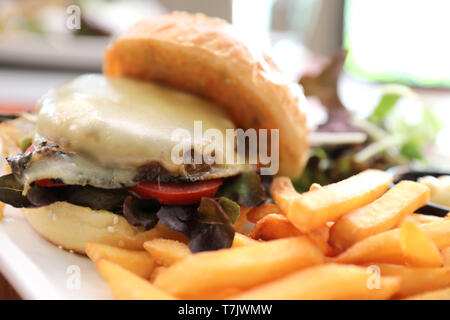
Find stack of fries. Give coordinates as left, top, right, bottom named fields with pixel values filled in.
left=86, top=169, right=450, bottom=300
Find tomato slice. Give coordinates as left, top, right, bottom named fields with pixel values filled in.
left=25, top=145, right=63, bottom=187
left=0, top=103, right=34, bottom=114
left=131, top=179, right=223, bottom=205
left=35, top=179, right=65, bottom=187
left=25, top=144, right=35, bottom=154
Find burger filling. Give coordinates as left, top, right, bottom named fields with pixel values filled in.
left=0, top=74, right=271, bottom=252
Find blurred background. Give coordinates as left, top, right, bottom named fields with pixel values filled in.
left=0, top=0, right=449, bottom=191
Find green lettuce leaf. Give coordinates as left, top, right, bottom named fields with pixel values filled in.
left=0, top=174, right=31, bottom=207
left=123, top=196, right=160, bottom=230
left=196, top=197, right=240, bottom=224
left=216, top=171, right=266, bottom=207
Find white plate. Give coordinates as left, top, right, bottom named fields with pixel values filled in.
left=0, top=205, right=113, bottom=300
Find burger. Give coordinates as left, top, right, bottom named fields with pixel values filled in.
left=0, top=13, right=308, bottom=254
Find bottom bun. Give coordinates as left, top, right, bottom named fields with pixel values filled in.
left=23, top=201, right=187, bottom=254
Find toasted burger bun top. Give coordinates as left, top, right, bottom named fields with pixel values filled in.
left=104, top=12, right=309, bottom=178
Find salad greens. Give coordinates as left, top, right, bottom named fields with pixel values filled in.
left=295, top=51, right=443, bottom=192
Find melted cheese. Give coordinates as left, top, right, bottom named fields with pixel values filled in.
left=37, top=74, right=238, bottom=174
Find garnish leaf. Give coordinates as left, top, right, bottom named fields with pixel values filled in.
left=0, top=174, right=31, bottom=207
left=197, top=197, right=232, bottom=225
left=20, top=137, right=33, bottom=153
left=188, top=223, right=234, bottom=253
left=157, top=205, right=197, bottom=236
left=63, top=186, right=129, bottom=211
left=217, top=197, right=240, bottom=224
left=123, top=196, right=160, bottom=230
left=26, top=185, right=58, bottom=207
left=216, top=171, right=266, bottom=207
left=157, top=198, right=237, bottom=253
left=369, top=93, right=401, bottom=125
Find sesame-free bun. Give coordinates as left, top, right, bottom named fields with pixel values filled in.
left=22, top=202, right=186, bottom=254
left=104, top=12, right=309, bottom=178
left=1, top=12, right=309, bottom=255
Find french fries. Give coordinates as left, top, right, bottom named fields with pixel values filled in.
left=400, top=220, right=442, bottom=267
left=202, top=288, right=243, bottom=300
left=85, top=242, right=155, bottom=279
left=143, top=239, right=191, bottom=267
left=153, top=237, right=324, bottom=299
left=232, top=264, right=400, bottom=300
left=95, top=259, right=174, bottom=300
left=87, top=169, right=450, bottom=300
left=150, top=221, right=189, bottom=243
left=149, top=266, right=168, bottom=283
left=404, top=287, right=450, bottom=300
left=307, top=225, right=336, bottom=256
left=250, top=214, right=301, bottom=240
left=330, top=181, right=430, bottom=250
left=274, top=170, right=393, bottom=233
left=270, top=177, right=298, bottom=214
left=233, top=206, right=251, bottom=231
left=442, top=247, right=450, bottom=267
left=249, top=214, right=334, bottom=255
left=407, top=213, right=444, bottom=225
left=232, top=232, right=259, bottom=248
left=246, top=203, right=283, bottom=223
left=0, top=202, right=5, bottom=220
left=335, top=220, right=450, bottom=265
left=375, top=264, right=450, bottom=298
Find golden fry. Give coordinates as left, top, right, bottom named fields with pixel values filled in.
left=404, top=287, right=450, bottom=300
left=330, top=181, right=429, bottom=250
left=143, top=239, right=191, bottom=267
left=95, top=259, right=174, bottom=300
left=199, top=288, right=243, bottom=300
left=270, top=177, right=298, bottom=214
left=250, top=214, right=302, bottom=240
left=232, top=232, right=260, bottom=248
left=307, top=225, right=337, bottom=257
left=232, top=264, right=400, bottom=300
left=85, top=242, right=155, bottom=279
left=400, top=220, right=442, bottom=267
left=233, top=206, right=251, bottom=232
left=406, top=213, right=444, bottom=225
left=249, top=214, right=335, bottom=256
left=154, top=237, right=324, bottom=299
left=335, top=220, right=450, bottom=265
left=246, top=203, right=283, bottom=223
left=283, top=170, right=392, bottom=232
left=375, top=264, right=450, bottom=298
left=0, top=202, right=5, bottom=221
left=149, top=266, right=168, bottom=283
left=442, top=247, right=450, bottom=267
